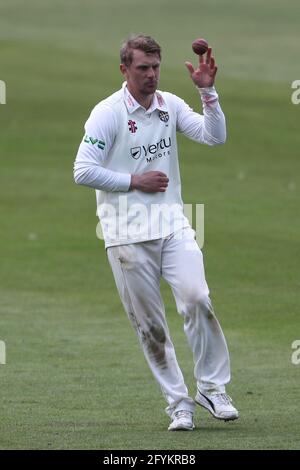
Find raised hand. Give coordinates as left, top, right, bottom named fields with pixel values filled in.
left=185, top=47, right=217, bottom=88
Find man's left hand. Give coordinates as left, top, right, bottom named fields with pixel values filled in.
left=185, top=47, right=217, bottom=88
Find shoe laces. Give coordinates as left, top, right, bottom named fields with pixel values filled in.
left=173, top=410, right=193, bottom=420
left=213, top=393, right=232, bottom=406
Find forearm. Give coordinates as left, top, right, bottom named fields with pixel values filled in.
left=177, top=86, right=226, bottom=145
left=198, top=86, right=226, bottom=145
left=74, top=159, right=131, bottom=192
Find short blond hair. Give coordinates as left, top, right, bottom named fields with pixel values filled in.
left=120, top=34, right=161, bottom=66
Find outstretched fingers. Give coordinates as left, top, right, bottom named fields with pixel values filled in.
left=185, top=61, right=195, bottom=75
left=205, top=47, right=212, bottom=64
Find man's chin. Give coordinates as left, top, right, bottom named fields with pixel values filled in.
left=145, top=83, right=157, bottom=93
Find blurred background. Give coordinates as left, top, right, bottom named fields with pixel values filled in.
left=0, top=0, right=299, bottom=449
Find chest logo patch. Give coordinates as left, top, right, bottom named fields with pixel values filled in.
left=130, top=146, right=142, bottom=159
left=158, top=111, right=169, bottom=123
left=128, top=120, right=138, bottom=133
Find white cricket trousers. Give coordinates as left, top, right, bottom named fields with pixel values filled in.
left=107, top=228, right=230, bottom=417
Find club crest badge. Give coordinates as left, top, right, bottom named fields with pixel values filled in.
left=158, top=111, right=169, bottom=123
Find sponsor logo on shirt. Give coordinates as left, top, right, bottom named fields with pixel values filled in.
left=158, top=111, right=169, bottom=123
left=131, top=147, right=142, bottom=159
left=128, top=120, right=138, bottom=133
left=83, top=135, right=105, bottom=149
left=130, top=137, right=171, bottom=162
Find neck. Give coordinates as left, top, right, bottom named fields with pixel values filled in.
left=127, top=86, right=153, bottom=110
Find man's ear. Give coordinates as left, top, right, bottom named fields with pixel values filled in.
left=120, top=63, right=127, bottom=77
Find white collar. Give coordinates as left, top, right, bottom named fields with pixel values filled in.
left=122, top=82, right=168, bottom=114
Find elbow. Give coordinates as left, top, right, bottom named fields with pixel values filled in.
left=73, top=171, right=80, bottom=185
left=216, top=133, right=227, bottom=145
left=212, top=127, right=227, bottom=146
left=212, top=116, right=227, bottom=145
left=215, top=123, right=227, bottom=145
left=207, top=134, right=226, bottom=146
left=73, top=167, right=84, bottom=186
left=218, top=120, right=227, bottom=144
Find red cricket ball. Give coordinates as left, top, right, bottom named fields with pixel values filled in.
left=192, top=38, right=208, bottom=56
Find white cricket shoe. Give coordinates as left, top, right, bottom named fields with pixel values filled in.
left=195, top=391, right=239, bottom=421
left=168, top=410, right=195, bottom=431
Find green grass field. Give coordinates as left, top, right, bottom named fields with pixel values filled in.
left=1, top=0, right=300, bottom=450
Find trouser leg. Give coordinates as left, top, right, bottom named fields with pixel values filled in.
left=107, top=241, right=195, bottom=416
left=161, top=228, right=231, bottom=393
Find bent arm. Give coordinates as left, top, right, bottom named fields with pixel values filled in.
left=73, top=105, right=131, bottom=192
left=176, top=87, right=226, bottom=145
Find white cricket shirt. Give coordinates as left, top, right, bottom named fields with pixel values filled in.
left=74, top=82, right=226, bottom=247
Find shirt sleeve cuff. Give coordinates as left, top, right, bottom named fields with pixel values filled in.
left=117, top=172, right=132, bottom=192
left=197, top=86, right=219, bottom=107
left=197, top=86, right=217, bottom=95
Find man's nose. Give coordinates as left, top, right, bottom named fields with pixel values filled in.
left=147, top=67, right=156, bottom=78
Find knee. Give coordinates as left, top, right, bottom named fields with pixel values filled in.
left=183, top=287, right=210, bottom=313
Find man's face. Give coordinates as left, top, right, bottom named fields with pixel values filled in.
left=120, top=49, right=161, bottom=98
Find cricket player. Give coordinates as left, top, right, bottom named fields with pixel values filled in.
left=74, top=35, right=238, bottom=430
